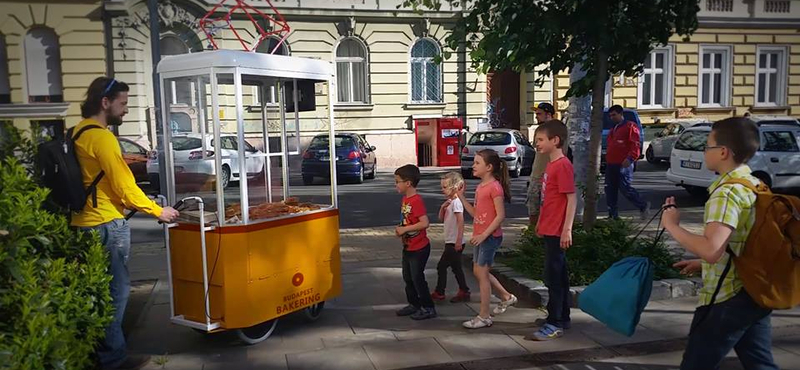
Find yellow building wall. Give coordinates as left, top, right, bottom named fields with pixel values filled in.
left=0, top=1, right=106, bottom=130
left=535, top=28, right=800, bottom=125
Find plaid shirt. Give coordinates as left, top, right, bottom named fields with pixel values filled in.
left=699, top=165, right=758, bottom=306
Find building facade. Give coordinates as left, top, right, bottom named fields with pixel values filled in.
left=521, top=0, right=800, bottom=126
left=0, top=0, right=487, bottom=168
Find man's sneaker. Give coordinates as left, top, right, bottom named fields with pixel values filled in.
left=431, top=291, right=446, bottom=301
left=396, top=305, right=419, bottom=316
left=462, top=315, right=493, bottom=329
left=524, top=324, right=564, bottom=341
left=640, top=201, right=652, bottom=221
left=104, top=355, right=151, bottom=370
left=492, top=294, right=518, bottom=315
left=533, top=318, right=571, bottom=330
left=410, top=307, right=437, bottom=320
left=450, top=289, right=471, bottom=303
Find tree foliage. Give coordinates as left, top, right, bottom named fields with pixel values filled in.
left=402, top=0, right=700, bottom=100
left=0, top=124, right=113, bottom=370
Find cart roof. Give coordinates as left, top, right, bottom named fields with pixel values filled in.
left=157, top=50, right=333, bottom=82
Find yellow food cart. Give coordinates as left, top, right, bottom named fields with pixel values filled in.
left=156, top=49, right=341, bottom=344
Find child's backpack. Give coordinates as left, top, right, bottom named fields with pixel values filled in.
left=718, top=178, right=800, bottom=309
left=37, top=125, right=105, bottom=214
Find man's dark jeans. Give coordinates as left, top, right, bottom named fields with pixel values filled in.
left=402, top=245, right=435, bottom=309
left=605, top=163, right=647, bottom=218
left=543, top=236, right=571, bottom=328
left=681, top=290, right=777, bottom=370
left=80, top=218, right=131, bottom=369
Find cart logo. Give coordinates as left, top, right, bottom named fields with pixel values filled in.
left=292, top=272, right=304, bottom=287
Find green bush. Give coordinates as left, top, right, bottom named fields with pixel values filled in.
left=502, top=218, right=680, bottom=286
left=0, top=125, right=113, bottom=370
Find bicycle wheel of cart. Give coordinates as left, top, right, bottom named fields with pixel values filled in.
left=303, top=302, right=325, bottom=322
left=236, top=318, right=279, bottom=345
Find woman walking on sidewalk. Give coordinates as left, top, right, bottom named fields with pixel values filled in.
left=458, top=149, right=517, bottom=329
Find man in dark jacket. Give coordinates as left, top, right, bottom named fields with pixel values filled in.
left=605, top=105, right=650, bottom=220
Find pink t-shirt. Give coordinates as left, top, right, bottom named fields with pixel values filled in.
left=473, top=180, right=504, bottom=238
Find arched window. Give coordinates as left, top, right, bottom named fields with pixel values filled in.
left=254, top=37, right=290, bottom=105
left=256, top=37, right=289, bottom=56
left=410, top=38, right=442, bottom=103
left=160, top=34, right=192, bottom=105
left=0, top=35, right=10, bottom=104
left=335, top=38, right=368, bottom=104
left=24, top=27, right=63, bottom=103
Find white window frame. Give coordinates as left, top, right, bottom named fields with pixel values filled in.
left=637, top=45, right=674, bottom=109
left=755, top=45, right=788, bottom=107
left=604, top=78, right=612, bottom=107
left=334, top=37, right=370, bottom=105
left=697, top=45, right=732, bottom=108
left=409, top=38, right=443, bottom=104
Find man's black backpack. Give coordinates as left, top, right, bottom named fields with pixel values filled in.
left=37, top=125, right=105, bottom=214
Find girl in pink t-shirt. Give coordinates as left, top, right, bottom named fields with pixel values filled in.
left=457, top=149, right=518, bottom=329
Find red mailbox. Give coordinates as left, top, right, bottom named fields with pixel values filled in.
left=436, top=118, right=462, bottom=167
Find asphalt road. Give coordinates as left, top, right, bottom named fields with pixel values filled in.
left=128, top=160, right=706, bottom=245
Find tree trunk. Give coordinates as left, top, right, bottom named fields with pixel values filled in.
left=583, top=50, right=611, bottom=230
left=566, top=65, right=592, bottom=220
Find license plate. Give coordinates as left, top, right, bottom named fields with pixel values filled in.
left=320, top=156, right=330, bottom=161
left=681, top=160, right=702, bottom=169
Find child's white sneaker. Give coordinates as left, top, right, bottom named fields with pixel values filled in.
left=462, top=315, right=493, bottom=329
left=492, top=294, right=518, bottom=315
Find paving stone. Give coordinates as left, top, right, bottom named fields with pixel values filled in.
left=287, top=346, right=375, bottom=370
left=650, top=280, right=673, bottom=301
left=435, top=333, right=528, bottom=361
left=363, top=337, right=453, bottom=370
left=662, top=279, right=697, bottom=298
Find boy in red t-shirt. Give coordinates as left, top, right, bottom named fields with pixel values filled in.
left=394, top=164, right=437, bottom=320
left=528, top=120, right=577, bottom=341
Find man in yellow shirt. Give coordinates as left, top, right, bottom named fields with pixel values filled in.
left=72, top=77, right=179, bottom=370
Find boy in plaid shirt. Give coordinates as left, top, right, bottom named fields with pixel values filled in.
left=661, top=118, right=777, bottom=370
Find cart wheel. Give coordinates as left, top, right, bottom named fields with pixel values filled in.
left=236, top=319, right=278, bottom=345
left=303, top=302, right=325, bottom=322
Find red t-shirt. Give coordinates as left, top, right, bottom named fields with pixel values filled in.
left=605, top=121, right=641, bottom=165
left=473, top=180, right=504, bottom=238
left=401, top=194, right=430, bottom=251
left=537, top=157, right=575, bottom=237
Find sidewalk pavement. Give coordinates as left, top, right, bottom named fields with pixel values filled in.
left=124, top=210, right=800, bottom=370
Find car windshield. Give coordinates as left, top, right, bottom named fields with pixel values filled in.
left=468, top=132, right=511, bottom=145
left=603, top=111, right=638, bottom=130
left=308, top=136, right=357, bottom=149
left=674, top=130, right=709, bottom=151
left=171, top=137, right=202, bottom=151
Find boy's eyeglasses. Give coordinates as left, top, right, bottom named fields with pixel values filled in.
left=704, top=145, right=725, bottom=152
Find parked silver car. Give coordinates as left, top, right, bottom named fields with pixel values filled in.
left=461, top=128, right=535, bottom=178
left=646, top=120, right=709, bottom=164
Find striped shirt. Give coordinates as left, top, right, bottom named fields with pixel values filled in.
left=699, top=165, right=758, bottom=306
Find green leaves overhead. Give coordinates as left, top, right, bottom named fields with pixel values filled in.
left=402, top=0, right=700, bottom=99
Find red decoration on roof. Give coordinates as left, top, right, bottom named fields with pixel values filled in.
left=199, top=0, right=291, bottom=53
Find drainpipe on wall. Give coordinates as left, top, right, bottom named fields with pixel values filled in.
left=102, top=3, right=118, bottom=136
left=149, top=0, right=167, bottom=196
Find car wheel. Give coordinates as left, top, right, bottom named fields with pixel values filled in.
left=646, top=147, right=658, bottom=164
left=752, top=171, right=772, bottom=188
left=510, top=160, right=521, bottom=178
left=684, top=185, right=708, bottom=198
left=302, top=175, right=314, bottom=186
left=220, top=165, right=231, bottom=189
left=367, top=161, right=377, bottom=180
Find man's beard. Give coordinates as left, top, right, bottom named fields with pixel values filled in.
left=106, top=112, right=123, bottom=126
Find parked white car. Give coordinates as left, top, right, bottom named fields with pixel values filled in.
left=666, top=118, right=800, bottom=196
left=147, top=133, right=266, bottom=190
left=646, top=120, right=709, bottom=164
left=461, top=129, right=535, bottom=178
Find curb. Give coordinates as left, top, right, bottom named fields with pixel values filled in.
left=464, top=252, right=701, bottom=308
